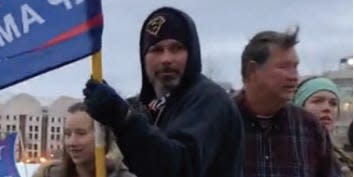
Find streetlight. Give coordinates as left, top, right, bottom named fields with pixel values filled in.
left=39, top=157, right=47, bottom=163
left=347, top=57, right=353, bottom=66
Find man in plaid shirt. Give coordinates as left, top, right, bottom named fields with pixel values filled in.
left=234, top=26, right=338, bottom=177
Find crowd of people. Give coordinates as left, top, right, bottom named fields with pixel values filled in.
left=33, top=6, right=352, bottom=177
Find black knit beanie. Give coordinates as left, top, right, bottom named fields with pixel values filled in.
left=141, top=11, right=189, bottom=56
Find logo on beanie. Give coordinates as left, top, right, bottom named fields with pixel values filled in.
left=146, top=16, right=166, bottom=36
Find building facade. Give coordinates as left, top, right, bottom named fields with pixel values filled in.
left=0, top=94, right=79, bottom=163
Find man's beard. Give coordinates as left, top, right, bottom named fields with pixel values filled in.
left=155, top=67, right=181, bottom=90
left=152, top=75, right=181, bottom=97
left=160, top=76, right=181, bottom=90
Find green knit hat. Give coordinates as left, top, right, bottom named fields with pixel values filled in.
left=294, top=77, right=340, bottom=106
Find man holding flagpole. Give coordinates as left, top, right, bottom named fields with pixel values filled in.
left=83, top=6, right=243, bottom=177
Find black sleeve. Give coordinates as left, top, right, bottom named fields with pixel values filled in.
left=114, top=92, right=243, bottom=177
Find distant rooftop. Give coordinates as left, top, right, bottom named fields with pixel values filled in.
left=323, top=69, right=352, bottom=80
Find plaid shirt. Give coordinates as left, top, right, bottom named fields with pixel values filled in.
left=235, top=92, right=338, bottom=177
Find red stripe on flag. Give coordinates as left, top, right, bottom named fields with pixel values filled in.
left=39, top=13, right=103, bottom=49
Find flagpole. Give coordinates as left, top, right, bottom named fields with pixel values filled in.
left=91, top=51, right=107, bottom=177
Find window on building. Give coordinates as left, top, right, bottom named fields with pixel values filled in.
left=19, top=114, right=26, bottom=120
left=29, top=116, right=32, bottom=121
left=29, top=126, right=33, bottom=131
left=36, top=117, right=39, bottom=122
left=52, top=117, right=54, bottom=123
left=28, top=152, right=32, bottom=157
left=34, top=152, right=37, bottom=157
left=50, top=145, right=53, bottom=149
left=6, top=125, right=10, bottom=131
left=29, top=133, right=32, bottom=139
left=13, top=116, right=16, bottom=120
left=56, top=134, right=60, bottom=140
left=34, top=126, right=38, bottom=132
left=51, top=134, right=54, bottom=140
left=56, top=127, right=60, bottom=133
left=6, top=115, right=9, bottom=120
left=12, top=125, right=16, bottom=131
left=34, top=134, right=38, bottom=140
left=58, top=118, right=61, bottom=123
left=51, top=127, right=55, bottom=132
left=28, top=144, right=32, bottom=149
left=34, top=144, right=38, bottom=150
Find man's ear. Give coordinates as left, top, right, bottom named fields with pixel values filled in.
left=245, top=60, right=259, bottom=79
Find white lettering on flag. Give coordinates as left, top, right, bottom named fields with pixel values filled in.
left=48, top=0, right=86, bottom=10
left=0, top=4, right=45, bottom=47
left=21, top=4, right=45, bottom=34
left=48, top=0, right=73, bottom=10
left=0, top=145, right=5, bottom=160
left=0, top=14, right=21, bottom=47
left=75, top=0, right=85, bottom=5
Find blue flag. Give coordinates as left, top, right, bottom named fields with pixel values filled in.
left=0, top=0, right=103, bottom=89
left=0, top=133, right=20, bottom=177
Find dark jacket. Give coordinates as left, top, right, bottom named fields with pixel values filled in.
left=114, top=7, right=244, bottom=177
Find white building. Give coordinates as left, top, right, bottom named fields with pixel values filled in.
left=0, top=93, right=79, bottom=163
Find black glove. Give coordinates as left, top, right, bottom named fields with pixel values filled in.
left=83, top=79, right=130, bottom=129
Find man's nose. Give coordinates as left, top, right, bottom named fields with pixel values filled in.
left=287, top=68, right=299, bottom=82
left=160, top=50, right=173, bottom=64
left=66, top=135, right=77, bottom=145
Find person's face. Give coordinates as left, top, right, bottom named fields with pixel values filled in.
left=304, top=91, right=339, bottom=132
left=145, top=39, right=188, bottom=92
left=64, top=111, right=94, bottom=165
left=251, top=46, right=299, bottom=103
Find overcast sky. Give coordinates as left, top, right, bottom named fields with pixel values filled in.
left=1, top=0, right=353, bottom=104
